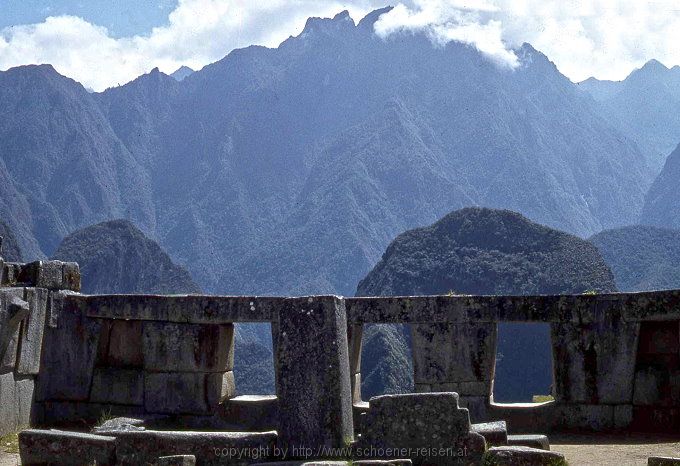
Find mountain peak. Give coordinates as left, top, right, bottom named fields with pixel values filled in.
left=170, top=65, right=194, bottom=81
left=302, top=10, right=356, bottom=35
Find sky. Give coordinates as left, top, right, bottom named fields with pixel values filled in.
left=1, top=0, right=680, bottom=91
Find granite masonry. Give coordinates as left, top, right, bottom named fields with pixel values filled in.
left=2, top=257, right=680, bottom=464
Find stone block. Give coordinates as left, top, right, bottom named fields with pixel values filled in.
left=80, top=295, right=278, bottom=323
left=634, top=368, right=664, bottom=406
left=484, top=446, right=565, bottom=465
left=0, top=373, right=35, bottom=436
left=275, top=296, right=353, bottom=452
left=348, top=324, right=363, bottom=374
left=412, top=322, right=496, bottom=386
left=98, top=320, right=144, bottom=367
left=0, top=289, right=27, bottom=367
left=614, top=404, right=633, bottom=429
left=553, top=404, right=614, bottom=431
left=17, top=288, right=49, bottom=375
left=0, top=324, right=20, bottom=372
left=360, top=393, right=481, bottom=463
left=90, top=368, right=144, bottom=405
left=143, top=321, right=233, bottom=372
left=458, top=395, right=488, bottom=422
left=552, top=316, right=639, bottom=404
left=93, top=417, right=147, bottom=434
left=113, top=430, right=277, bottom=466
left=648, top=457, right=680, bottom=466
left=19, top=429, right=117, bottom=466
left=61, top=262, right=81, bottom=292
left=507, top=434, right=550, bottom=451
left=156, top=455, right=197, bottom=466
left=352, top=373, right=362, bottom=403
left=218, top=395, right=279, bottom=431
left=36, top=293, right=102, bottom=401
left=144, top=372, right=227, bottom=414
left=471, top=421, right=507, bottom=446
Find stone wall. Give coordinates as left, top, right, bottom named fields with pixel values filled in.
left=2, top=261, right=680, bottom=439
left=345, top=293, right=680, bottom=432
left=0, top=259, right=80, bottom=436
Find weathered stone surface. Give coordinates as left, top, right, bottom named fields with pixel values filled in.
left=552, top=310, right=639, bottom=404
left=0, top=373, right=34, bottom=436
left=77, top=294, right=279, bottom=323
left=93, top=417, right=146, bottom=434
left=0, top=288, right=27, bottom=367
left=98, top=320, right=144, bottom=367
left=360, top=393, right=484, bottom=465
left=471, top=421, right=507, bottom=446
left=19, top=429, right=117, bottom=466
left=144, top=372, right=227, bottom=414
left=275, top=296, right=353, bottom=452
left=143, top=321, right=234, bottom=372
left=412, top=322, right=496, bottom=389
left=62, top=261, right=81, bottom=292
left=218, top=395, right=279, bottom=432
left=459, top=396, right=488, bottom=423
left=634, top=368, right=664, bottom=405
left=0, top=324, right=20, bottom=372
left=362, top=393, right=470, bottom=447
left=114, top=430, right=277, bottom=466
left=614, top=404, right=633, bottom=429
left=36, top=292, right=102, bottom=401
left=648, top=457, right=680, bottom=466
left=156, top=455, right=197, bottom=465
left=552, top=404, right=615, bottom=431
left=484, top=446, right=565, bottom=465
left=17, top=288, right=48, bottom=375
left=507, top=435, right=550, bottom=451
left=90, top=368, right=144, bottom=405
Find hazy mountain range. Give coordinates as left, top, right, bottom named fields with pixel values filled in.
left=2, top=7, right=675, bottom=299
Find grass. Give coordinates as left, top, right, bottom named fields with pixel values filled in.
left=0, top=431, right=19, bottom=454
left=96, top=407, right=116, bottom=427
left=532, top=394, right=555, bottom=403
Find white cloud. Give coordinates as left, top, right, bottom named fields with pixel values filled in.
left=0, top=0, right=386, bottom=91
left=376, top=0, right=680, bottom=82
left=1, top=0, right=680, bottom=90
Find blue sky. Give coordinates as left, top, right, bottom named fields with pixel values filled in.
left=0, top=0, right=177, bottom=37
left=1, top=1, right=680, bottom=91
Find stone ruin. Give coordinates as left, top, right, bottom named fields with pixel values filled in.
left=1, top=257, right=680, bottom=465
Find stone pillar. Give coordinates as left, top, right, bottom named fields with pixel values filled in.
left=411, top=322, right=497, bottom=421
left=275, top=296, right=354, bottom=452
left=348, top=323, right=363, bottom=404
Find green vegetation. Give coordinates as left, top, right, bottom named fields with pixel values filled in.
left=0, top=431, right=19, bottom=454
left=96, top=408, right=116, bottom=427
left=532, top=395, right=556, bottom=403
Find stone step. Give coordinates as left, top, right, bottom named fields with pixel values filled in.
left=471, top=421, right=508, bottom=446
left=507, top=434, right=550, bottom=450
left=484, top=446, right=566, bottom=465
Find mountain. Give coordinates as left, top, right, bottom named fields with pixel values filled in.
left=51, top=219, right=200, bottom=294
left=170, top=66, right=194, bottom=82
left=357, top=208, right=617, bottom=401
left=0, top=64, right=155, bottom=262
left=641, top=143, right=680, bottom=228
left=579, top=60, right=680, bottom=171
left=0, top=221, right=23, bottom=262
left=0, top=8, right=652, bottom=299
left=590, top=225, right=680, bottom=292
